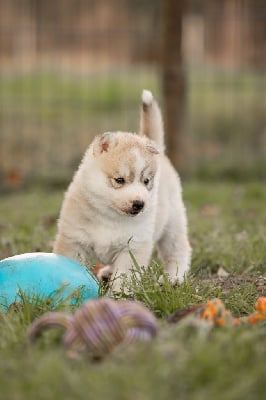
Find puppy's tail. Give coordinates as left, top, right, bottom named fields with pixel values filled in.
left=140, top=90, right=165, bottom=152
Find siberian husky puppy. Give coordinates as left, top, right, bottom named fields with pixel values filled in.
left=53, top=90, right=191, bottom=292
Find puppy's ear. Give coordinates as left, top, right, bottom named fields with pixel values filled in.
left=146, top=142, right=160, bottom=155
left=93, top=132, right=117, bottom=156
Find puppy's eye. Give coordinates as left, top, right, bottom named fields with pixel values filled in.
left=114, top=177, right=125, bottom=185
left=143, top=178, right=150, bottom=186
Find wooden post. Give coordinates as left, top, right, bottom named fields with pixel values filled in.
left=161, top=0, right=185, bottom=171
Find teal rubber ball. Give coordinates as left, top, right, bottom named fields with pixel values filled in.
left=0, top=253, right=99, bottom=307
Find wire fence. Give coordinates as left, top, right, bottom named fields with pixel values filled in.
left=0, top=0, right=265, bottom=189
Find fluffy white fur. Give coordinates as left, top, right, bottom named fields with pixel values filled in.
left=142, top=89, right=153, bottom=105
left=53, top=90, right=191, bottom=292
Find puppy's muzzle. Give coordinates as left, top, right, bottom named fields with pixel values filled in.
left=130, top=200, right=145, bottom=215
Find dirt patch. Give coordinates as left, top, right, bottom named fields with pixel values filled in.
left=201, top=274, right=266, bottom=295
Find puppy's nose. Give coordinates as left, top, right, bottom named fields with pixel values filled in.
left=132, top=200, right=145, bottom=213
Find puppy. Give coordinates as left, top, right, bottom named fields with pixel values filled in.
left=53, top=90, right=191, bottom=292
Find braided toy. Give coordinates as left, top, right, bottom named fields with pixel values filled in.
left=28, top=296, right=266, bottom=359
left=28, top=298, right=157, bottom=359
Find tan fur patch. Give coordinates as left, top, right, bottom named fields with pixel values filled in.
left=94, top=132, right=158, bottom=185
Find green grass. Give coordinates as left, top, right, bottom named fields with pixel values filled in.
left=186, top=68, right=266, bottom=178
left=0, top=68, right=159, bottom=131
left=0, top=68, right=159, bottom=180
left=0, top=181, right=265, bottom=399
left=0, top=68, right=265, bottom=181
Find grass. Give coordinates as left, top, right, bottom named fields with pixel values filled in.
left=0, top=67, right=265, bottom=181
left=0, top=68, right=159, bottom=139
left=0, top=180, right=265, bottom=399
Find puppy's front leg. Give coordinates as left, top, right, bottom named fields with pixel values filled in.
left=110, top=243, right=153, bottom=293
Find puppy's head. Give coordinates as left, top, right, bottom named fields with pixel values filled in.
left=91, top=131, right=159, bottom=217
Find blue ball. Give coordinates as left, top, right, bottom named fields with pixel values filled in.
left=0, top=253, right=99, bottom=308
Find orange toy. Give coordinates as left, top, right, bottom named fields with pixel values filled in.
left=169, top=297, right=266, bottom=327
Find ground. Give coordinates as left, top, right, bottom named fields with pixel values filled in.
left=0, top=180, right=265, bottom=399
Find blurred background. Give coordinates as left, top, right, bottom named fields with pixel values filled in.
left=0, top=0, right=265, bottom=190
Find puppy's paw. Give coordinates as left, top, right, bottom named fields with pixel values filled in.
left=159, top=274, right=178, bottom=286
left=95, top=264, right=113, bottom=280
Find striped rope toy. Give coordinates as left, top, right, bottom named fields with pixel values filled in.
left=28, top=298, right=157, bottom=359
left=28, top=296, right=266, bottom=359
